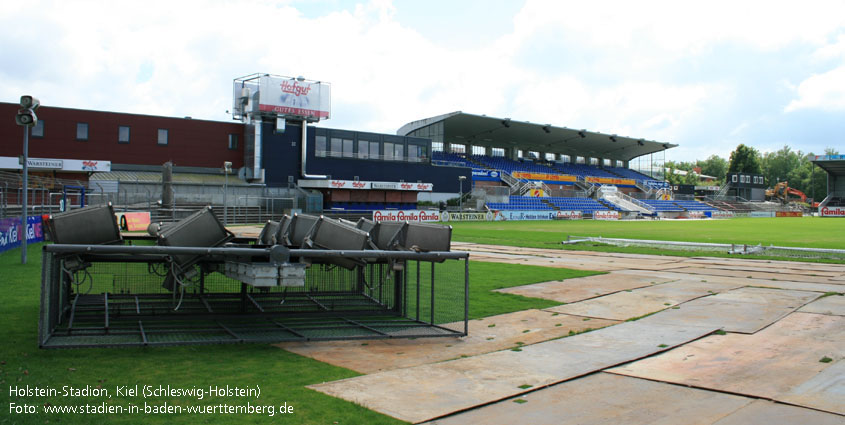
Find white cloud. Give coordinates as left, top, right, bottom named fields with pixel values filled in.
left=785, top=66, right=845, bottom=112
left=512, top=0, right=845, bottom=53
left=2, top=0, right=845, bottom=163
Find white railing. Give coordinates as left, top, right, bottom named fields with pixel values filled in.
left=716, top=181, right=730, bottom=197
left=819, top=191, right=845, bottom=208
left=634, top=180, right=654, bottom=197
left=500, top=172, right=523, bottom=195
left=520, top=181, right=552, bottom=196
left=575, top=176, right=598, bottom=196
left=599, top=186, right=653, bottom=214
left=655, top=188, right=672, bottom=200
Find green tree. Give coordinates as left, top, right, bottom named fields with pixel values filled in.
left=761, top=145, right=802, bottom=189
left=696, top=155, right=728, bottom=184
left=728, top=144, right=762, bottom=174
left=665, top=167, right=701, bottom=186
left=759, top=146, right=839, bottom=203
left=665, top=160, right=695, bottom=172
left=806, top=148, right=840, bottom=202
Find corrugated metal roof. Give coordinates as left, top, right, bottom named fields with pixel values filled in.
left=398, top=111, right=677, bottom=162
left=91, top=171, right=249, bottom=185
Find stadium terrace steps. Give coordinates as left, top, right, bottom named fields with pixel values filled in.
left=487, top=196, right=612, bottom=214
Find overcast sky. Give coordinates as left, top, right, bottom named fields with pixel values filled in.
left=2, top=0, right=844, bottom=162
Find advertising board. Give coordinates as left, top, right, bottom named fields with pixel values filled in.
left=586, top=177, right=636, bottom=186
left=750, top=211, right=775, bottom=218
left=490, top=210, right=559, bottom=221
left=645, top=180, right=671, bottom=189
left=705, top=211, right=734, bottom=219
left=0, top=216, right=43, bottom=254
left=471, top=169, right=501, bottom=181
left=593, top=210, right=619, bottom=220
left=813, top=154, right=845, bottom=161
left=820, top=206, right=845, bottom=217
left=258, top=76, right=331, bottom=121
left=372, top=210, right=441, bottom=223
left=555, top=210, right=583, bottom=220
left=486, top=210, right=583, bottom=221
left=511, top=172, right=576, bottom=183
left=0, top=157, right=111, bottom=172
left=298, top=179, right=432, bottom=191
left=775, top=211, right=803, bottom=218
left=115, top=212, right=151, bottom=231
left=440, top=212, right=493, bottom=222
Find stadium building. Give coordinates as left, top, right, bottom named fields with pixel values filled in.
left=2, top=73, right=830, bottom=223
left=811, top=155, right=845, bottom=217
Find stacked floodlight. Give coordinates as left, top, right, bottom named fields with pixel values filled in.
left=44, top=204, right=123, bottom=245
left=39, top=206, right=467, bottom=348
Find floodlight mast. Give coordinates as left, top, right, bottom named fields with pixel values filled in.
left=15, top=95, right=40, bottom=265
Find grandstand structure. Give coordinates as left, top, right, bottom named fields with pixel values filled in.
left=0, top=98, right=729, bottom=220
left=397, top=112, right=721, bottom=218
left=812, top=154, right=845, bottom=217
left=1, top=76, right=750, bottom=221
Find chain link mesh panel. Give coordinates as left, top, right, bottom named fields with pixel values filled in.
left=40, top=249, right=468, bottom=348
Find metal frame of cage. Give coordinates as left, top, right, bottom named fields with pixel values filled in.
left=39, top=244, right=469, bottom=349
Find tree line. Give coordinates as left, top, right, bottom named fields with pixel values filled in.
left=665, top=145, right=838, bottom=201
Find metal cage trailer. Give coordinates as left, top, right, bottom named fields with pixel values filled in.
left=39, top=244, right=469, bottom=348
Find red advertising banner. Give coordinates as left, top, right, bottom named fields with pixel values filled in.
left=819, top=206, right=845, bottom=217
left=775, top=211, right=803, bottom=217
left=555, top=210, right=583, bottom=220
left=372, top=210, right=441, bottom=223
left=593, top=210, right=619, bottom=220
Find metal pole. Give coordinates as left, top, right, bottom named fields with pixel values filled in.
left=224, top=171, right=228, bottom=226
left=458, top=178, right=462, bottom=212
left=21, top=125, right=29, bottom=264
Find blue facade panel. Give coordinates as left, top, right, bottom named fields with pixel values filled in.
left=261, top=122, right=471, bottom=193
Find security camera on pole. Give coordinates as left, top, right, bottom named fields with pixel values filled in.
left=15, top=95, right=40, bottom=265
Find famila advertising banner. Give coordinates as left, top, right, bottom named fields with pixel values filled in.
left=820, top=206, right=845, bottom=217
left=258, top=76, right=331, bottom=121
left=372, top=210, right=441, bottom=223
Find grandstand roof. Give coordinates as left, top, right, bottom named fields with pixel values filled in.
left=397, top=112, right=677, bottom=162
left=811, top=155, right=845, bottom=175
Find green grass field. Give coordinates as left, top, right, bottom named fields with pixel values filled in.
left=449, top=217, right=845, bottom=261
left=2, top=216, right=840, bottom=424
left=0, top=244, right=595, bottom=425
